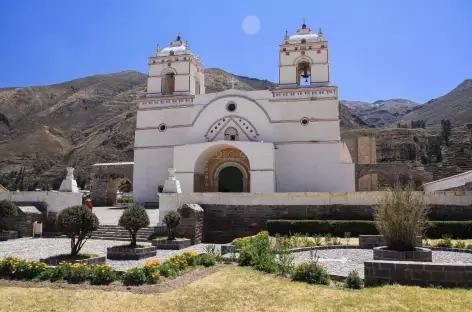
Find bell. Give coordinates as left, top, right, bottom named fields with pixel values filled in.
left=305, top=78, right=309, bottom=83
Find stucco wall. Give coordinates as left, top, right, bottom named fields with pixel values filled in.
left=0, top=191, right=82, bottom=213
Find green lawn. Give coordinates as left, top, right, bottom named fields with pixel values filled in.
left=1, top=266, right=472, bottom=312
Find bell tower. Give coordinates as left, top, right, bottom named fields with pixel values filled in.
left=279, top=20, right=330, bottom=87
left=146, top=32, right=205, bottom=97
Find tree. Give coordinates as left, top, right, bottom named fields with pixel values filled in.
left=119, top=180, right=133, bottom=193
left=56, top=205, right=99, bottom=256
left=118, top=203, right=150, bottom=247
left=441, top=119, right=452, bottom=146
left=373, top=182, right=429, bottom=251
left=163, top=211, right=181, bottom=240
left=0, top=200, right=18, bottom=230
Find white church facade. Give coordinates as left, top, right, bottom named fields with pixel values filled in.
left=133, top=22, right=355, bottom=203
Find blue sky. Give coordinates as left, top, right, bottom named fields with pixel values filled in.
left=1, top=0, right=471, bottom=103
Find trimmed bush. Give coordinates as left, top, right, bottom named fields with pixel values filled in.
left=56, top=205, right=99, bottom=256
left=122, top=267, right=147, bottom=286
left=0, top=200, right=18, bottom=230
left=267, top=220, right=377, bottom=237
left=118, top=203, right=150, bottom=247
left=163, top=211, right=181, bottom=240
left=267, top=220, right=472, bottom=239
left=198, top=254, right=217, bottom=267
left=88, top=264, right=116, bottom=285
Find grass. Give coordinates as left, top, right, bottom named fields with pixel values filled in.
left=1, top=266, right=472, bottom=312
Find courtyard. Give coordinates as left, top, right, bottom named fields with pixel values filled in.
left=1, top=266, right=472, bottom=312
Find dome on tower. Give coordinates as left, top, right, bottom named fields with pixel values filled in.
left=157, top=32, right=193, bottom=56
left=287, top=21, right=324, bottom=43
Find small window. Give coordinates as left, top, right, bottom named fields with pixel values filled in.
left=159, top=123, right=167, bottom=132
left=226, top=102, right=237, bottom=112
left=301, top=39, right=306, bottom=44
left=300, top=118, right=309, bottom=126
left=230, top=135, right=236, bottom=141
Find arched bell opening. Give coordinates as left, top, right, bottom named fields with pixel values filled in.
left=297, top=62, right=311, bottom=86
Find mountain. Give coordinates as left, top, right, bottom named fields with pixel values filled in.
left=0, top=69, right=368, bottom=189
left=396, top=79, right=472, bottom=126
left=341, top=99, right=420, bottom=127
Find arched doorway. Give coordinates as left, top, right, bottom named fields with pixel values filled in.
left=217, top=166, right=244, bottom=192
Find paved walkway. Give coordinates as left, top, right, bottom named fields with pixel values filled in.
left=0, top=238, right=221, bottom=272
left=93, top=207, right=160, bottom=226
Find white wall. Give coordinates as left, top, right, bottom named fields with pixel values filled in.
left=158, top=191, right=472, bottom=223
left=275, top=143, right=355, bottom=192
left=0, top=191, right=82, bottom=213
left=133, top=148, right=173, bottom=203
left=423, top=170, right=472, bottom=193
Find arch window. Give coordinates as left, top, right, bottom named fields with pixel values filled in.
left=224, top=127, right=239, bottom=141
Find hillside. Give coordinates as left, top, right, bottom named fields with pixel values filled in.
left=0, top=69, right=367, bottom=189
left=396, top=79, right=472, bottom=127
left=342, top=99, right=420, bottom=127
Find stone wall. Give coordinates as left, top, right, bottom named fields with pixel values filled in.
left=364, top=260, right=472, bottom=288
left=359, top=235, right=422, bottom=249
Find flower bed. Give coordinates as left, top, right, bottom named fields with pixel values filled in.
left=107, top=244, right=157, bottom=260
left=0, top=251, right=217, bottom=288
left=152, top=238, right=192, bottom=250
left=0, top=231, right=18, bottom=241
left=373, top=246, right=433, bottom=262
left=40, top=254, right=106, bottom=266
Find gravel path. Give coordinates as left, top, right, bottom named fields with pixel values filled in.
left=0, top=238, right=222, bottom=271
left=292, top=249, right=472, bottom=278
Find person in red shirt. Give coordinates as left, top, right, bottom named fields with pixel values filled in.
left=85, top=198, right=93, bottom=211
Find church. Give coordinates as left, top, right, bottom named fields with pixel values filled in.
left=132, top=21, right=355, bottom=203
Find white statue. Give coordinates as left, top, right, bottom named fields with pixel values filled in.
left=162, top=168, right=182, bottom=193
left=59, top=167, right=79, bottom=193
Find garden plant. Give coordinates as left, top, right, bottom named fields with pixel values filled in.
left=0, top=200, right=18, bottom=231
left=56, top=205, right=100, bottom=256
left=163, top=211, right=181, bottom=240
left=118, top=203, right=150, bottom=247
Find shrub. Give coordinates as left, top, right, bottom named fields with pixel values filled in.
left=62, top=263, right=90, bottom=284
left=373, top=182, right=429, bottom=251
left=143, top=259, right=161, bottom=284
left=0, top=256, right=20, bottom=278
left=238, top=231, right=277, bottom=273
left=436, top=235, right=453, bottom=248
left=180, top=251, right=199, bottom=266
left=267, top=220, right=472, bottom=239
left=454, top=240, right=466, bottom=249
left=56, top=205, right=99, bottom=256
left=267, top=220, right=378, bottom=237
left=88, top=264, right=116, bottom=285
left=159, top=261, right=180, bottom=278
left=0, top=200, right=18, bottom=230
left=167, top=254, right=189, bottom=270
left=467, top=244, right=472, bottom=250
left=38, top=263, right=68, bottom=282
left=11, top=260, right=46, bottom=280
left=122, top=267, right=147, bottom=286
left=291, top=251, right=329, bottom=285
left=198, top=254, right=217, bottom=267
left=345, top=270, right=363, bottom=289
left=118, top=203, right=150, bottom=247
left=163, top=211, right=181, bottom=240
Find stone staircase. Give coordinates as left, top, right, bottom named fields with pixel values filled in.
left=90, top=225, right=163, bottom=242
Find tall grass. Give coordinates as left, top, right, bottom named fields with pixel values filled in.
left=373, top=182, right=429, bottom=251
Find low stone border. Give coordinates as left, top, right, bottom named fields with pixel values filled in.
left=152, top=238, right=192, bottom=250
left=428, top=247, right=472, bottom=254
left=107, top=245, right=158, bottom=260
left=365, top=260, right=472, bottom=288
left=0, top=231, right=18, bottom=241
left=40, top=256, right=106, bottom=266
left=359, top=235, right=422, bottom=249
left=373, top=247, right=432, bottom=262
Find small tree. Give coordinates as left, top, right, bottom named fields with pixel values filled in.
left=441, top=119, right=452, bottom=146
left=0, top=200, right=18, bottom=230
left=56, top=205, right=99, bottom=256
left=373, top=182, right=429, bottom=251
left=118, top=203, right=150, bottom=247
left=163, top=211, right=181, bottom=240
